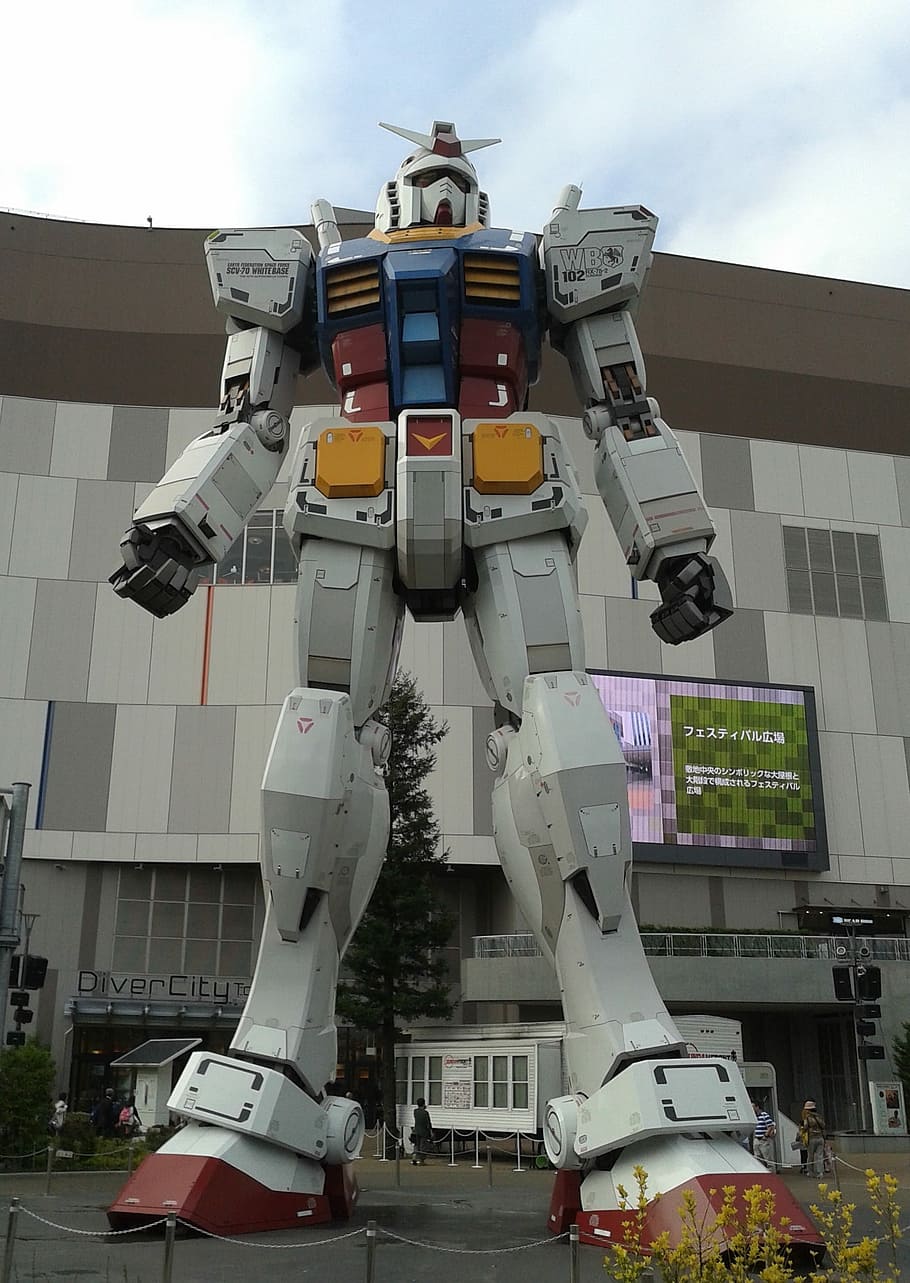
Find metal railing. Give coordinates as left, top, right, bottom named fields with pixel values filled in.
left=473, top=932, right=910, bottom=962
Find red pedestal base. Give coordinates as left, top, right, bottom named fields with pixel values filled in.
left=547, top=1169, right=582, bottom=1235
left=108, top=1153, right=357, bottom=1235
left=550, top=1171, right=824, bottom=1262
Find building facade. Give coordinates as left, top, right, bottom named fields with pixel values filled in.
left=2, top=209, right=909, bottom=1129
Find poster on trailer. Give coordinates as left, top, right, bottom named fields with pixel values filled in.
left=869, top=1081, right=907, bottom=1135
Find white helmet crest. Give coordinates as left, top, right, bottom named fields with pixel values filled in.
left=375, top=121, right=500, bottom=233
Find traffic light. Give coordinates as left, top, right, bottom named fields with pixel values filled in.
left=8, top=956, right=20, bottom=986
left=22, top=956, right=48, bottom=990
left=13, top=1007, right=33, bottom=1025
left=856, top=965, right=881, bottom=1001
left=856, top=1020, right=877, bottom=1038
left=858, top=1044, right=885, bottom=1060
left=832, top=966, right=854, bottom=1001
left=9, top=991, right=28, bottom=1007
left=5, top=1031, right=25, bottom=1047
left=859, top=1003, right=882, bottom=1019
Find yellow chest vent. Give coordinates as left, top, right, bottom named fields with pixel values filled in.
left=464, top=253, right=521, bottom=305
left=326, top=262, right=381, bottom=315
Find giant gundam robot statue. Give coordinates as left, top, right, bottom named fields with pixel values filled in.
left=108, top=121, right=820, bottom=1252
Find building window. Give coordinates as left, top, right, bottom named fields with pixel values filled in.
left=113, top=866, right=257, bottom=977
left=195, top=510, right=297, bottom=586
left=783, top=526, right=888, bottom=621
left=473, top=1053, right=529, bottom=1109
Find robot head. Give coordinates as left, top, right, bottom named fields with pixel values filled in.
left=375, top=120, right=500, bottom=233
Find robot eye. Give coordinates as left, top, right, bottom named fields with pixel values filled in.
left=411, top=169, right=471, bottom=193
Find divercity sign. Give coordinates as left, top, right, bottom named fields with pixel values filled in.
left=76, top=970, right=250, bottom=1005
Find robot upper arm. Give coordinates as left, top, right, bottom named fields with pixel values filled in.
left=205, top=227, right=315, bottom=334
left=541, top=192, right=657, bottom=327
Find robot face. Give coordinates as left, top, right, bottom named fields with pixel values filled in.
left=374, top=121, right=499, bottom=233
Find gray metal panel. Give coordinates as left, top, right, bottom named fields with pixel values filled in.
left=41, top=701, right=117, bottom=831
left=604, top=596, right=662, bottom=672
left=168, top=705, right=236, bottom=833
left=106, top=405, right=169, bottom=483
left=0, top=396, right=55, bottom=475
left=712, top=608, right=769, bottom=682
left=472, top=705, right=494, bottom=838
left=68, top=479, right=137, bottom=581
left=26, top=580, right=96, bottom=700
left=867, top=621, right=910, bottom=736
left=895, top=456, right=910, bottom=527
left=699, top=434, right=754, bottom=511
left=729, top=511, right=788, bottom=611
left=78, top=865, right=104, bottom=968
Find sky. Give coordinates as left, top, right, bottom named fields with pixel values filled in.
left=3, top=0, right=910, bottom=288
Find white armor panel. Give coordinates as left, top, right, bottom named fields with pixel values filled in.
left=594, top=418, right=716, bottom=580
left=168, top=1052, right=337, bottom=1159
left=205, top=227, right=313, bottom=333
left=230, top=688, right=390, bottom=1096
left=293, top=542, right=403, bottom=725
left=396, top=408, right=462, bottom=591
left=491, top=674, right=684, bottom=1096
left=219, top=326, right=301, bottom=413
left=541, top=193, right=657, bottom=324
left=132, top=420, right=285, bottom=563
left=463, top=534, right=586, bottom=715
left=560, top=309, right=646, bottom=406
left=574, top=1057, right=754, bottom=1161
left=463, top=413, right=588, bottom=555
left=285, top=416, right=397, bottom=553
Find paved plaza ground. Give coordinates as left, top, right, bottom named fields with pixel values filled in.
left=1, top=1145, right=908, bottom=1282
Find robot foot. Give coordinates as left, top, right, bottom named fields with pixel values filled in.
left=548, top=1142, right=824, bottom=1264
left=107, top=1123, right=357, bottom=1235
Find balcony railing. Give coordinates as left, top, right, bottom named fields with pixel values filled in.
left=473, top=932, right=910, bottom=962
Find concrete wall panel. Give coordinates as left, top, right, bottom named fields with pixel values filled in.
left=9, top=474, right=77, bottom=579
left=0, top=576, right=37, bottom=698
left=107, top=704, right=177, bottom=833
left=41, top=701, right=116, bottom=831
left=68, top=479, right=136, bottom=581
left=26, top=580, right=96, bottom=701
left=168, top=705, right=235, bottom=834
left=0, top=397, right=55, bottom=475
left=50, top=402, right=113, bottom=479
left=87, top=585, right=153, bottom=705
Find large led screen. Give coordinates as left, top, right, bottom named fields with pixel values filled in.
left=589, top=671, right=828, bottom=871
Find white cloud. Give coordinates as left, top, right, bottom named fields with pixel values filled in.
left=2, top=0, right=909, bottom=287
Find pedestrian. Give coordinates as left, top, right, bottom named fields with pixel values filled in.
left=117, top=1095, right=142, bottom=1137
left=92, top=1087, right=119, bottom=1138
left=751, top=1099, right=777, bottom=1169
left=800, top=1099, right=826, bottom=1177
left=52, top=1092, right=68, bottom=1134
left=411, top=1097, right=433, bottom=1165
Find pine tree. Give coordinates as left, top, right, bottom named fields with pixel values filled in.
left=337, top=670, right=455, bottom=1137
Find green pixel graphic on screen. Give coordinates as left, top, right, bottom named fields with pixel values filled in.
left=670, top=694, right=815, bottom=842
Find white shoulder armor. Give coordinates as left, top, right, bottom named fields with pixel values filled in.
left=205, top=227, right=314, bottom=333
left=542, top=193, right=657, bottom=324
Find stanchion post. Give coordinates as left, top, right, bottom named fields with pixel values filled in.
left=514, top=1131, right=524, bottom=1172
left=127, top=1138, right=135, bottom=1176
left=569, top=1222, right=579, bottom=1283
left=487, top=1144, right=493, bottom=1188
left=378, top=1123, right=389, bottom=1162
left=2, top=1198, right=20, bottom=1283
left=449, top=1128, right=456, bottom=1167
left=44, top=1142, right=55, bottom=1196
left=162, top=1212, right=177, bottom=1283
left=395, top=1137, right=401, bottom=1187
left=472, top=1129, right=481, bottom=1168
left=365, top=1218, right=377, bottom=1283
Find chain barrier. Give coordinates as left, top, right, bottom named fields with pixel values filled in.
left=379, top=1226, right=568, bottom=1254
left=19, top=1206, right=167, bottom=1236
left=180, top=1220, right=365, bottom=1249
left=0, top=1148, right=47, bottom=1162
